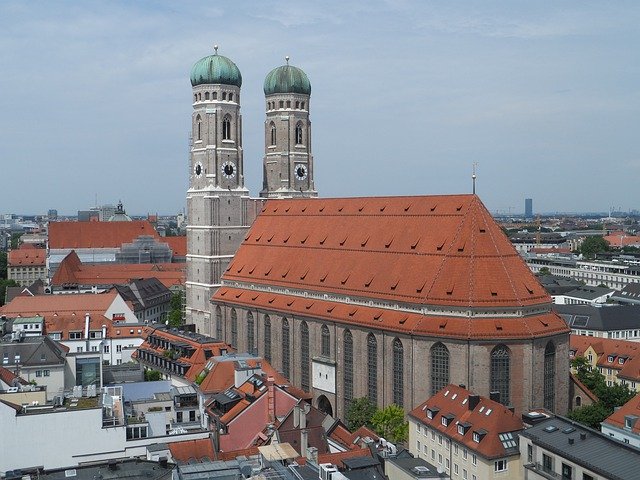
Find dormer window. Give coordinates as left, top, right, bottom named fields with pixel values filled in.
left=473, top=432, right=481, bottom=442
left=608, top=355, right=614, bottom=362
left=427, top=410, right=433, bottom=420
left=441, top=417, right=448, bottom=426
left=458, top=422, right=471, bottom=435
left=441, top=414, right=454, bottom=427
left=458, top=425, right=465, bottom=435
left=619, top=358, right=625, bottom=365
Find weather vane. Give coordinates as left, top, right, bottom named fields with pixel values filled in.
left=472, top=162, right=478, bottom=195
left=214, top=44, right=219, bottom=54
left=285, top=55, right=290, bottom=65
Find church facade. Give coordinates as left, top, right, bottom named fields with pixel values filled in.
left=186, top=50, right=316, bottom=333
left=186, top=49, right=570, bottom=419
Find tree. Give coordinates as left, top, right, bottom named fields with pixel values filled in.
left=167, top=291, right=184, bottom=328
left=371, top=404, right=408, bottom=443
left=144, top=369, right=162, bottom=381
left=538, top=267, right=551, bottom=276
left=567, top=403, right=612, bottom=430
left=345, top=397, right=377, bottom=431
left=0, top=251, right=7, bottom=279
left=578, top=236, right=610, bottom=259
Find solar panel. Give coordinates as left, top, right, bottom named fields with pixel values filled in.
left=572, top=315, right=590, bottom=327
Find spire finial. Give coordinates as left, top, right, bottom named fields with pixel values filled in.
left=472, top=162, right=478, bottom=195
left=214, top=44, right=219, bottom=55
left=285, top=55, right=290, bottom=65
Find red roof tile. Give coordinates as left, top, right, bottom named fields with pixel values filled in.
left=49, top=221, right=159, bottom=249
left=0, top=366, right=28, bottom=387
left=221, top=195, right=550, bottom=308
left=8, top=248, right=46, bottom=267
left=603, top=394, right=640, bottom=434
left=0, top=290, right=119, bottom=318
left=409, top=384, right=524, bottom=460
left=163, top=236, right=187, bottom=257
left=168, top=438, right=215, bottom=462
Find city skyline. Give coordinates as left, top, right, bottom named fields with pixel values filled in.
left=1, top=1, right=639, bottom=215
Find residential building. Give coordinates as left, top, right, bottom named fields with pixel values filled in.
left=114, top=278, right=172, bottom=323
left=601, top=394, right=640, bottom=448
left=386, top=455, right=450, bottom=479
left=10, top=316, right=44, bottom=336
left=408, top=384, right=524, bottom=480
left=611, top=282, right=640, bottom=305
left=557, top=304, right=640, bottom=341
left=36, top=458, right=173, bottom=480
left=7, top=246, right=47, bottom=286
left=553, top=286, right=615, bottom=305
left=520, top=414, right=640, bottom=480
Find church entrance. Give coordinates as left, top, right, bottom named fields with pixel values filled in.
left=317, top=395, right=333, bottom=417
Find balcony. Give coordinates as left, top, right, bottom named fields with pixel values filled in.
left=524, top=462, right=561, bottom=479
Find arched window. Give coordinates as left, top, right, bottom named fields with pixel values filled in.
left=431, top=343, right=450, bottom=395
left=230, top=308, right=238, bottom=347
left=198, top=93, right=201, bottom=100
left=196, top=115, right=202, bottom=141
left=247, top=311, right=255, bottom=354
left=286, top=100, right=291, bottom=108
left=301, top=101, right=305, bottom=109
left=344, top=330, right=354, bottom=409
left=194, top=94, right=197, bottom=102
left=321, top=325, right=330, bottom=357
left=264, top=315, right=271, bottom=362
left=491, top=345, right=510, bottom=406
left=295, top=122, right=303, bottom=145
left=301, top=322, right=310, bottom=391
left=544, top=342, right=556, bottom=411
left=575, top=395, right=582, bottom=407
left=213, top=91, right=217, bottom=100
left=222, top=116, right=231, bottom=140
left=282, top=318, right=291, bottom=379
left=279, top=100, right=284, bottom=109
left=367, top=333, right=377, bottom=403
left=215, top=306, right=222, bottom=340
left=229, top=93, right=233, bottom=101
left=295, top=101, right=300, bottom=109
left=270, top=122, right=276, bottom=146
left=205, top=92, right=209, bottom=100
left=222, top=92, right=227, bottom=100
left=393, top=338, right=404, bottom=407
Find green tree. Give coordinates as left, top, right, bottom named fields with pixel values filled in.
left=10, top=233, right=21, bottom=250
left=566, top=403, right=611, bottom=430
left=0, top=279, right=18, bottom=306
left=144, top=369, right=162, bottom=381
left=578, top=236, right=610, bottom=259
left=371, top=404, right=408, bottom=443
left=0, top=251, right=7, bottom=279
left=538, top=267, right=551, bottom=276
left=345, top=397, right=377, bottom=431
left=167, top=291, right=184, bottom=328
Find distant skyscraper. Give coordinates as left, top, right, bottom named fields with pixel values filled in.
left=48, top=209, right=58, bottom=221
left=525, top=198, right=533, bottom=218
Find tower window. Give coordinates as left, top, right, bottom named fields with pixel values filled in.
left=301, top=322, right=310, bottom=391
left=279, top=100, right=284, bottom=108
left=286, top=100, right=291, bottom=108
left=229, top=93, right=233, bottom=101
left=213, top=92, right=217, bottom=100
left=301, top=101, right=305, bottom=109
left=296, top=101, right=300, bottom=109
left=321, top=324, right=330, bottom=357
left=223, top=116, right=231, bottom=140
left=222, top=92, right=227, bottom=100
left=196, top=115, right=202, bottom=141
left=198, top=93, right=202, bottom=100
left=194, top=94, right=197, bottom=102
left=270, top=122, right=276, bottom=146
left=205, top=92, right=210, bottom=100
left=295, top=122, right=303, bottom=145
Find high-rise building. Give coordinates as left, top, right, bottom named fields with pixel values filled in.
left=525, top=198, right=533, bottom=218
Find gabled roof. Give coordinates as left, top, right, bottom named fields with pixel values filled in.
left=0, top=335, right=68, bottom=367
left=570, top=374, right=599, bottom=403
left=0, top=290, right=119, bottom=318
left=409, top=384, right=524, bottom=460
left=168, top=438, right=215, bottom=463
left=222, top=195, right=550, bottom=308
left=8, top=248, right=46, bottom=267
left=49, top=220, right=159, bottom=249
left=555, top=304, right=640, bottom=332
left=0, top=365, right=29, bottom=387
left=603, top=394, right=640, bottom=435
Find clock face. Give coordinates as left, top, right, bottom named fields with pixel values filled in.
left=295, top=164, right=308, bottom=181
left=194, top=162, right=203, bottom=177
left=222, top=161, right=236, bottom=179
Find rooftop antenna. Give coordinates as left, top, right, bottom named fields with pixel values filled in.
left=214, top=44, right=218, bottom=55
left=285, top=55, right=290, bottom=65
left=472, top=162, right=478, bottom=195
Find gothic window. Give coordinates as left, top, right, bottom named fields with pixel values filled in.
left=286, top=100, right=291, bottom=108
left=393, top=338, right=404, bottom=407
left=344, top=330, right=354, bottom=409
left=205, top=92, right=209, bottom=100
left=279, top=100, right=284, bottom=108
left=223, top=116, right=231, bottom=140
left=198, top=93, right=201, bottom=100
left=321, top=325, right=330, bottom=357
left=295, top=122, right=303, bottom=145
left=282, top=318, right=291, bottom=379
left=367, top=333, right=377, bottom=403
left=295, top=101, right=300, bottom=109
left=194, top=94, right=197, bottom=102
left=229, top=93, right=233, bottom=101
left=270, top=122, right=276, bottom=146
left=213, top=91, right=217, bottom=100
left=301, top=101, right=305, bottom=109
left=544, top=342, right=556, bottom=411
left=196, top=115, right=202, bottom=141
left=247, top=311, right=255, bottom=354
left=222, top=92, right=227, bottom=100
left=491, top=345, right=510, bottom=406
left=431, top=343, right=450, bottom=395
left=264, top=315, right=271, bottom=362
left=215, top=306, right=222, bottom=340
left=301, top=321, right=310, bottom=391
left=230, top=308, right=238, bottom=347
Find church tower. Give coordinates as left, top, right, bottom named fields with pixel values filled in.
left=260, top=58, right=317, bottom=198
left=186, top=47, right=256, bottom=334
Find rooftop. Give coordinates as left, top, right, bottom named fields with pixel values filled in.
left=49, top=220, right=159, bottom=249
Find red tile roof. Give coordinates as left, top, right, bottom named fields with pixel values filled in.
left=49, top=221, right=159, bottom=248
left=570, top=335, right=640, bottom=382
left=409, top=384, right=524, bottom=460
left=603, top=394, right=640, bottom=434
left=570, top=374, right=598, bottom=403
left=221, top=195, right=550, bottom=308
left=52, top=251, right=185, bottom=288
left=216, top=286, right=567, bottom=340
left=0, top=290, right=119, bottom=318
left=168, top=438, right=215, bottom=462
left=163, top=236, right=187, bottom=257
left=0, top=366, right=28, bottom=387
left=8, top=248, right=46, bottom=267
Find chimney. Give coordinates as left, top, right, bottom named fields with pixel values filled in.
left=85, top=313, right=91, bottom=352
left=580, top=433, right=587, bottom=440
left=489, top=391, right=501, bottom=404
left=301, top=428, right=308, bottom=457
left=306, top=446, right=318, bottom=464
left=301, top=402, right=308, bottom=429
left=267, top=376, right=275, bottom=422
left=158, top=456, right=168, bottom=468
left=468, top=394, right=480, bottom=411
left=294, top=403, right=301, bottom=428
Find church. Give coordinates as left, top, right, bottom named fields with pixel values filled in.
left=185, top=49, right=570, bottom=420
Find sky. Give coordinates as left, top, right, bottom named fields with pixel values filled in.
left=0, top=1, right=638, bottom=216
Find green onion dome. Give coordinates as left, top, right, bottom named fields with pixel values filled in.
left=264, top=61, right=311, bottom=95
left=190, top=50, right=242, bottom=87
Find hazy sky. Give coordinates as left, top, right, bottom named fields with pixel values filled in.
left=1, top=1, right=638, bottom=216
